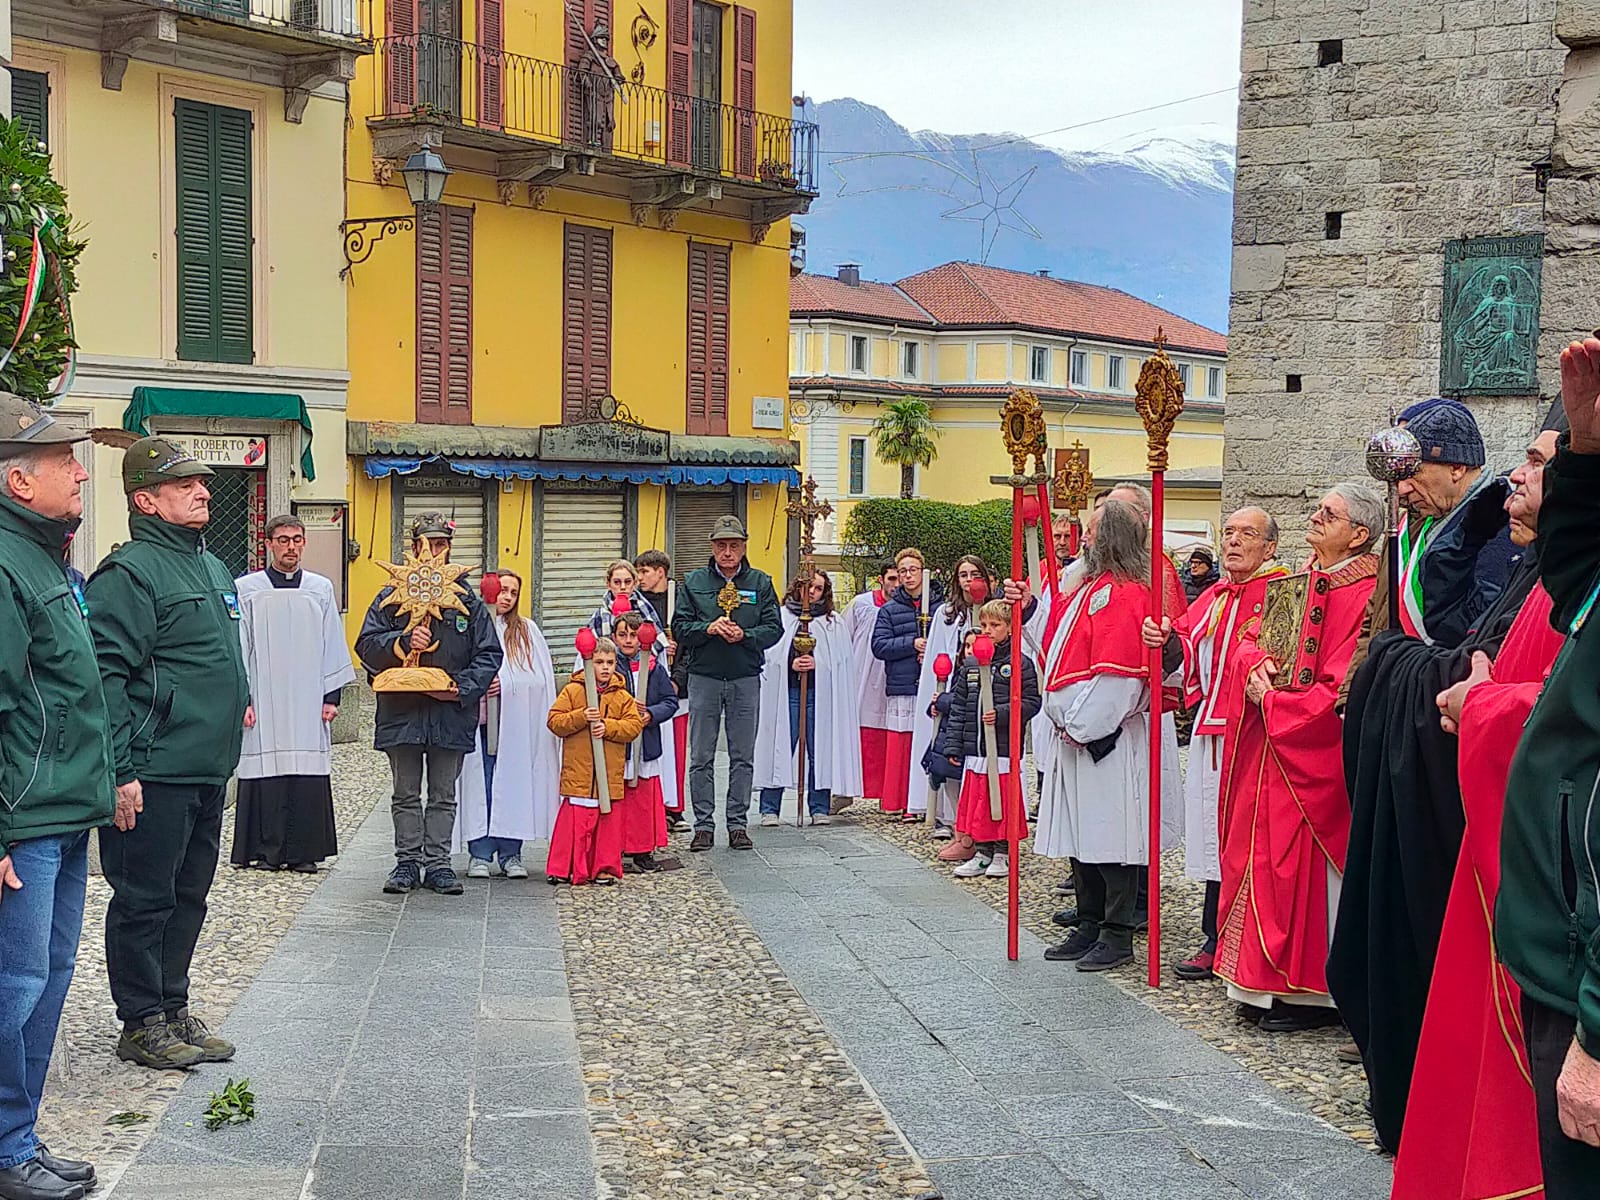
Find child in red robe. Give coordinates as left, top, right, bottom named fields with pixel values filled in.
left=545, top=638, right=643, bottom=885
left=613, top=612, right=680, bottom=873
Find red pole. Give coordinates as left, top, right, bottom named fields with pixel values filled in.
left=1035, top=480, right=1059, bottom=604
left=1008, top=486, right=1025, bottom=963
left=1068, top=519, right=1081, bottom=558
left=1147, top=472, right=1165, bottom=989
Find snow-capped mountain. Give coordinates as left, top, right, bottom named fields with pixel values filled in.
left=797, top=100, right=1235, bottom=331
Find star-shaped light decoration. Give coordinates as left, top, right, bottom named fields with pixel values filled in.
left=374, top=542, right=472, bottom=633
left=942, top=159, right=1042, bottom=262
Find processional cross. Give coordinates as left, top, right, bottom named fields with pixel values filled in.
left=784, top=476, right=834, bottom=828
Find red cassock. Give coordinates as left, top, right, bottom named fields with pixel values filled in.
left=1390, top=584, right=1561, bottom=1200
left=1215, top=556, right=1379, bottom=1000
left=1174, top=567, right=1290, bottom=736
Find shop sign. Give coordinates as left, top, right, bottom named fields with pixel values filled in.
left=540, top=421, right=670, bottom=463
left=166, top=434, right=268, bottom=468
left=751, top=396, right=786, bottom=430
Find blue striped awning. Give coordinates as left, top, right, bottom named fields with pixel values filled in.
left=363, top=456, right=798, bottom=487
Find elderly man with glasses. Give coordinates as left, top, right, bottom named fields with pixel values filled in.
left=231, top=514, right=357, bottom=874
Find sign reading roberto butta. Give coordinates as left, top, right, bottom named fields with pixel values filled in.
left=1440, top=234, right=1543, bottom=397
left=165, top=433, right=268, bottom=468
left=539, top=421, right=670, bottom=463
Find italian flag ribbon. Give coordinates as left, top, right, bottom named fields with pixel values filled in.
left=1395, top=513, right=1435, bottom=642
left=0, top=216, right=49, bottom=374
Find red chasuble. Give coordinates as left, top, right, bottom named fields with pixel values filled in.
left=1390, top=584, right=1561, bottom=1200
left=1215, top=555, right=1379, bottom=999
left=1173, top=566, right=1290, bottom=735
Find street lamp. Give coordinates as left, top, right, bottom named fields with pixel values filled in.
left=340, top=148, right=455, bottom=281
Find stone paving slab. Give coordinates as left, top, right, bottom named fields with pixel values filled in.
left=105, top=801, right=597, bottom=1199
left=708, top=811, right=1392, bottom=1200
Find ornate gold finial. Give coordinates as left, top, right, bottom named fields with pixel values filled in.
left=1135, top=329, right=1185, bottom=473
left=785, top=475, right=833, bottom=561
left=716, top=578, right=741, bottom=619
left=999, top=389, right=1050, bottom=478
left=1053, top=441, right=1093, bottom=512
left=375, top=542, right=472, bottom=634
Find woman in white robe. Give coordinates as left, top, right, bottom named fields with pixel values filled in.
left=755, top=572, right=862, bottom=824
left=456, top=571, right=563, bottom=874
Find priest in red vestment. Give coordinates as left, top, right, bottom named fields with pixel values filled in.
left=1216, top=481, right=1385, bottom=1032
left=1390, top=418, right=1567, bottom=1200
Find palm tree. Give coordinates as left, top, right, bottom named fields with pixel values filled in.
left=870, top=398, right=940, bottom=499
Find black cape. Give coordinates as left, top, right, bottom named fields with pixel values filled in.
left=1328, top=549, right=1540, bottom=1151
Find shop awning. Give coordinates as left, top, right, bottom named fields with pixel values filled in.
left=363, top=455, right=800, bottom=487
left=125, top=387, right=316, bottom=480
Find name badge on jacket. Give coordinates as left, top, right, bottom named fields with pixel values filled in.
left=223, top=591, right=242, bottom=620
left=737, top=589, right=757, bottom=607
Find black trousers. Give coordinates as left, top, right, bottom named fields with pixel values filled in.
left=1523, top=993, right=1600, bottom=1198
left=1201, top=879, right=1221, bottom=949
left=100, top=781, right=225, bottom=1026
left=1072, top=859, right=1141, bottom=950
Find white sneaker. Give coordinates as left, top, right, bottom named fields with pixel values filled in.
left=466, top=858, right=492, bottom=879
left=760, top=814, right=781, bottom=827
left=501, top=857, right=528, bottom=879
left=932, top=824, right=954, bottom=841
left=986, top=854, right=1010, bottom=879
left=953, top=855, right=993, bottom=879
left=810, top=814, right=832, bottom=826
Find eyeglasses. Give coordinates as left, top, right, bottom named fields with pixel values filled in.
left=1222, top=528, right=1265, bottom=542
left=1313, top=505, right=1349, bottom=524
left=270, top=534, right=306, bottom=546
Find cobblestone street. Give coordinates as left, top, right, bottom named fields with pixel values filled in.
left=33, top=733, right=1396, bottom=1200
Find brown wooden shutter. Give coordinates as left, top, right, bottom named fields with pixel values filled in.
left=733, top=6, right=757, bottom=178
left=386, top=0, right=418, bottom=113
left=686, top=242, right=730, bottom=435
left=561, top=224, right=612, bottom=422
left=417, top=205, right=472, bottom=424
left=666, top=0, right=691, bottom=166
left=477, top=0, right=503, bottom=129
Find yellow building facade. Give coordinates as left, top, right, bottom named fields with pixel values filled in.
left=344, top=0, right=810, bottom=639
left=790, top=263, right=1227, bottom=584
left=13, top=0, right=362, bottom=591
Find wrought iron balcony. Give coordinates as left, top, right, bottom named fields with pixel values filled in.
left=367, top=36, right=818, bottom=214
left=171, top=0, right=365, bottom=40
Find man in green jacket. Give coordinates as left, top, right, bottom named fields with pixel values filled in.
left=87, top=437, right=251, bottom=1073
left=1498, top=337, right=1600, bottom=1196
left=0, top=396, right=113, bottom=1200
left=670, top=516, right=782, bottom=852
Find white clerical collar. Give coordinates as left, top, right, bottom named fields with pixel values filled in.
left=1313, top=554, right=1361, bottom=573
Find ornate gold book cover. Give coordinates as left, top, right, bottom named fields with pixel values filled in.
left=1257, top=571, right=1311, bottom=683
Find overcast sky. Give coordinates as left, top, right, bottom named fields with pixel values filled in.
left=792, top=0, right=1243, bottom=151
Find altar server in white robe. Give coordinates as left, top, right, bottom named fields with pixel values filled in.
left=756, top=571, right=862, bottom=825
left=456, top=570, right=562, bottom=877
left=845, top=561, right=896, bottom=807
left=1033, top=502, right=1180, bottom=972
left=906, top=555, right=996, bottom=841
left=233, top=515, right=358, bottom=873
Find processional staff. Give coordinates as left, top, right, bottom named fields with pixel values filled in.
left=786, top=476, right=833, bottom=829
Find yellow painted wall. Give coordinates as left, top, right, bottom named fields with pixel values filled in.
left=869, top=336, right=892, bottom=379
left=934, top=341, right=967, bottom=383
left=974, top=343, right=1007, bottom=382
left=805, top=331, right=824, bottom=374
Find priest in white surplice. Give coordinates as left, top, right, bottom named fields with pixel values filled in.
left=756, top=571, right=862, bottom=825
left=844, top=561, right=896, bottom=809
left=232, top=515, right=358, bottom=873
left=1032, top=501, right=1179, bottom=972
left=455, top=569, right=562, bottom=877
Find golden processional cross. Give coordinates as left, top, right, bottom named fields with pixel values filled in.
left=783, top=475, right=833, bottom=828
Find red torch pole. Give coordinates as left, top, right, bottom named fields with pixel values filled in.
left=1007, top=486, right=1025, bottom=964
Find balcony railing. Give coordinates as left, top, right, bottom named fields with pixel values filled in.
left=171, top=0, right=363, bottom=40
left=371, top=35, right=818, bottom=193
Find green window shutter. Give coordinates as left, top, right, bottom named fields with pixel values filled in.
left=11, top=71, right=48, bottom=146
left=175, top=99, right=254, bottom=364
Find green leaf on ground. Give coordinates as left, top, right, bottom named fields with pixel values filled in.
left=203, top=1078, right=256, bottom=1131
left=106, top=1111, right=150, bottom=1127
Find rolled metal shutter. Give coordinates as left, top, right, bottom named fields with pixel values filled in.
left=538, top=489, right=625, bottom=640
left=670, top=487, right=736, bottom=582
left=400, top=483, right=488, bottom=580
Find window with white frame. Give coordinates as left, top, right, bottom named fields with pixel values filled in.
left=1068, top=349, right=1087, bottom=387
left=903, top=341, right=919, bottom=379
left=850, top=335, right=869, bottom=374
left=848, top=437, right=867, bottom=495
left=1107, top=354, right=1125, bottom=391
left=1178, top=362, right=1192, bottom=391
left=1207, top=365, right=1223, bottom=397
left=1030, top=345, right=1050, bottom=383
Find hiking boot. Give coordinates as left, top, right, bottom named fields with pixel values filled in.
left=1043, top=928, right=1098, bottom=962
left=33, top=1145, right=94, bottom=1190
left=1172, top=949, right=1216, bottom=981
left=383, top=861, right=422, bottom=894
left=116, top=1020, right=203, bottom=1070
left=1076, top=942, right=1135, bottom=972
left=424, top=867, right=464, bottom=895
left=689, top=830, right=714, bottom=852
left=502, top=857, right=529, bottom=879
left=728, top=829, right=754, bottom=850
left=168, top=1008, right=235, bottom=1062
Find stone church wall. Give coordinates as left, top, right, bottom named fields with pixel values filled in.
left=1226, top=0, right=1600, bottom=530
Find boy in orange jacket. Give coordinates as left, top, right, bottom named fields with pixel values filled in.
left=545, top=637, right=644, bottom=885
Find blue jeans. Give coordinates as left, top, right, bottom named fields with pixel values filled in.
left=467, top=724, right=522, bottom=864
left=0, top=831, right=88, bottom=1168
left=759, top=685, right=831, bottom=817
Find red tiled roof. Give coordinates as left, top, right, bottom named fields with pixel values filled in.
left=790, top=274, right=936, bottom=327
left=788, top=376, right=1224, bottom=413
left=896, top=262, right=1227, bottom=356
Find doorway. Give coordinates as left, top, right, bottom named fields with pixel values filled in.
left=417, top=0, right=461, bottom=117
left=690, top=1, right=721, bottom=173
left=205, top=467, right=267, bottom=581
